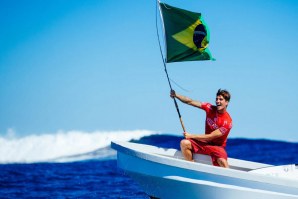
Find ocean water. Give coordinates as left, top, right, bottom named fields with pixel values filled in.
left=0, top=131, right=298, bottom=198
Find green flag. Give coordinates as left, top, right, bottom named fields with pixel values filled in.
left=159, top=3, right=214, bottom=63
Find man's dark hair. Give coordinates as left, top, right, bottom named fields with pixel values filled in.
left=217, top=89, right=231, bottom=102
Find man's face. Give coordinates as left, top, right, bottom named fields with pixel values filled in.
left=216, top=95, right=228, bottom=111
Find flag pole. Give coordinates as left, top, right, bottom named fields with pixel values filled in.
left=156, top=0, right=186, bottom=132
left=164, top=62, right=186, bottom=132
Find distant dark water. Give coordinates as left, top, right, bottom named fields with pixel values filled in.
left=1, top=134, right=297, bottom=198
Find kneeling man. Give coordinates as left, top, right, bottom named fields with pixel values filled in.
left=170, top=89, right=232, bottom=168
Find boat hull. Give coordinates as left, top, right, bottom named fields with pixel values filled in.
left=112, top=141, right=298, bottom=199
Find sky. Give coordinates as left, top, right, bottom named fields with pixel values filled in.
left=0, top=0, right=298, bottom=142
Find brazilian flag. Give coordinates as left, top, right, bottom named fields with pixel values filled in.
left=160, top=3, right=214, bottom=63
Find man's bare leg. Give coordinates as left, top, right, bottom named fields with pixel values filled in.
left=180, top=139, right=194, bottom=161
left=217, top=158, right=229, bottom=168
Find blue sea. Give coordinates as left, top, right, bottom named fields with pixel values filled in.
left=0, top=130, right=297, bottom=198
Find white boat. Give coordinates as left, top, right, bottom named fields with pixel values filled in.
left=111, top=141, right=298, bottom=199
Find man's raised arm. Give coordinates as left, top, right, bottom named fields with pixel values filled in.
left=170, top=90, right=202, bottom=108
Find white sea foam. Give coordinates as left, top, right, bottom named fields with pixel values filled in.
left=0, top=129, right=158, bottom=164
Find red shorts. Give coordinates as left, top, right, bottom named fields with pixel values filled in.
left=188, top=139, right=227, bottom=166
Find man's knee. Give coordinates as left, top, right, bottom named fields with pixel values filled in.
left=180, top=139, right=191, bottom=150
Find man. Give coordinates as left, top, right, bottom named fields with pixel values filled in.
left=170, top=89, right=232, bottom=168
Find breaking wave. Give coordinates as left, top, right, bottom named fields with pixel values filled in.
left=0, top=130, right=159, bottom=164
